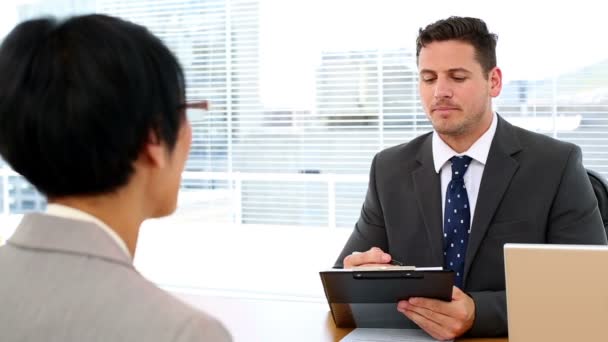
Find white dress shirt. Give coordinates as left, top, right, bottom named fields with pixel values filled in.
left=46, top=203, right=131, bottom=259
left=432, top=112, right=498, bottom=228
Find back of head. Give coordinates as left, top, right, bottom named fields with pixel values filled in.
left=0, top=14, right=186, bottom=198
left=416, top=16, right=498, bottom=75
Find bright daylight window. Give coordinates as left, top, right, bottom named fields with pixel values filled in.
left=0, top=0, right=607, bottom=299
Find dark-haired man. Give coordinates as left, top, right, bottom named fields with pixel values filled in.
left=0, top=14, right=231, bottom=341
left=335, top=16, right=607, bottom=340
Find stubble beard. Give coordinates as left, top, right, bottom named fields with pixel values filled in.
left=431, top=110, right=485, bottom=138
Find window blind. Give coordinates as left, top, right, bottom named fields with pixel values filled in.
left=1, top=0, right=607, bottom=231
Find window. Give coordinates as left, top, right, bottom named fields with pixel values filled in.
left=1, top=0, right=607, bottom=299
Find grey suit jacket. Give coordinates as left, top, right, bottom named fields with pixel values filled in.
left=0, top=213, right=232, bottom=342
left=335, top=115, right=608, bottom=337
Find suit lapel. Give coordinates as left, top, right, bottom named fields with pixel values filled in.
left=412, top=134, right=444, bottom=264
left=463, top=116, right=522, bottom=282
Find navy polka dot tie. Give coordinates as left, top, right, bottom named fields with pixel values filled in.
left=443, top=155, right=472, bottom=288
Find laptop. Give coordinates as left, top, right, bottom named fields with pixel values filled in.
left=504, top=243, right=608, bottom=341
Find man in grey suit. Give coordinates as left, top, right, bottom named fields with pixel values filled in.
left=0, top=14, right=231, bottom=341
left=335, top=16, right=607, bottom=340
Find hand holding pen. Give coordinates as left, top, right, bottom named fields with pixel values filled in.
left=342, top=247, right=404, bottom=268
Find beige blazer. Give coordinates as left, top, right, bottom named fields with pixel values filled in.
left=0, top=213, right=232, bottom=342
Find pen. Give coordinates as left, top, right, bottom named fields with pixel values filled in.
left=350, top=251, right=405, bottom=266
left=389, top=259, right=404, bottom=266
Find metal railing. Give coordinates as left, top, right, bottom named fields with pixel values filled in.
left=181, top=171, right=367, bottom=228
left=0, top=168, right=368, bottom=228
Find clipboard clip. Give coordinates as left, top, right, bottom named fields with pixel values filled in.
left=352, top=271, right=424, bottom=279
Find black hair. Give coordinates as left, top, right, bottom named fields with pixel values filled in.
left=416, top=16, right=498, bottom=75
left=0, top=14, right=186, bottom=197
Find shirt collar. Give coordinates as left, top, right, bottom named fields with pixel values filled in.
left=432, top=111, right=498, bottom=173
left=45, top=203, right=132, bottom=259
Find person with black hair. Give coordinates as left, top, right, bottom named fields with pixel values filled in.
left=335, top=16, right=607, bottom=340
left=0, top=14, right=231, bottom=341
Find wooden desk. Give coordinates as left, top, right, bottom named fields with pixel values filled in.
left=175, top=292, right=507, bottom=342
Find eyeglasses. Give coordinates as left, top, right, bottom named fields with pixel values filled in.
left=179, top=100, right=209, bottom=111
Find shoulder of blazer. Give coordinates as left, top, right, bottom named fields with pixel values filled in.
left=375, top=131, right=433, bottom=164
left=8, top=213, right=133, bottom=268
left=501, top=118, right=576, bottom=149
left=498, top=115, right=577, bottom=157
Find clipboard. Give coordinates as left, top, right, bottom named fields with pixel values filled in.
left=319, top=267, right=454, bottom=328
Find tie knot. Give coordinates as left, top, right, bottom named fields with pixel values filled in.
left=450, top=155, right=472, bottom=180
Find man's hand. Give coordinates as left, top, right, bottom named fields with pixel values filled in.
left=397, top=286, right=475, bottom=341
left=342, top=247, right=392, bottom=268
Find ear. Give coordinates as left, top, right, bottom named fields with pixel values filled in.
left=489, top=66, right=502, bottom=98
left=143, top=131, right=168, bottom=169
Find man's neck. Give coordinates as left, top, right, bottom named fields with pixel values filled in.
left=439, top=134, right=480, bottom=153
left=439, top=112, right=494, bottom=153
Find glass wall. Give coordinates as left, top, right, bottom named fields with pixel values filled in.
left=1, top=0, right=606, bottom=298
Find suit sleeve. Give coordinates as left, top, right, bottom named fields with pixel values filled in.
left=467, top=291, right=507, bottom=336
left=546, top=145, right=607, bottom=244
left=334, top=154, right=389, bottom=268
left=467, top=144, right=607, bottom=337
